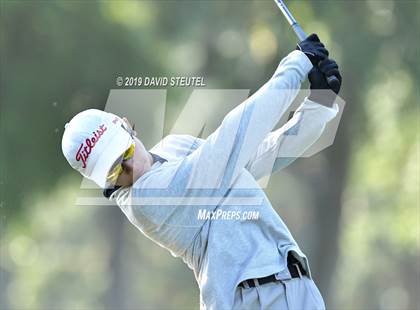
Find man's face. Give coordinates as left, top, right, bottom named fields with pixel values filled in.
left=108, top=118, right=153, bottom=187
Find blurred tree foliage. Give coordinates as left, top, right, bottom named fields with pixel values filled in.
left=0, top=1, right=418, bottom=309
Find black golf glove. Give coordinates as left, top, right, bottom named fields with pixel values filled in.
left=296, top=33, right=329, bottom=66
left=308, top=58, right=342, bottom=106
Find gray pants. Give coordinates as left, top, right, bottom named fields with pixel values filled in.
left=233, top=276, right=326, bottom=310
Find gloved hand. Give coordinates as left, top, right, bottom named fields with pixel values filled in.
left=308, top=58, right=342, bottom=106
left=296, top=33, right=329, bottom=66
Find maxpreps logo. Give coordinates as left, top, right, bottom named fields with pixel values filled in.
left=75, top=124, right=107, bottom=169
left=197, top=209, right=260, bottom=221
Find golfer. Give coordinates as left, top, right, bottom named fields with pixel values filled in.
left=62, top=34, right=342, bottom=309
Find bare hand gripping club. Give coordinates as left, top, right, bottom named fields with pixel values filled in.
left=273, top=0, right=340, bottom=90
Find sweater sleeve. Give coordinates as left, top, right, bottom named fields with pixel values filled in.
left=245, top=99, right=339, bottom=180
left=183, top=50, right=313, bottom=189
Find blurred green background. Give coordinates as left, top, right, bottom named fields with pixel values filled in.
left=1, top=0, right=419, bottom=309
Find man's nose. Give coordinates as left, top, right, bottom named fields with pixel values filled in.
left=122, top=159, right=134, bottom=171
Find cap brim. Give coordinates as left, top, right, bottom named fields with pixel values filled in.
left=90, top=128, right=133, bottom=188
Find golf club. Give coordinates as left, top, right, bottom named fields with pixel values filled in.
left=273, top=0, right=340, bottom=90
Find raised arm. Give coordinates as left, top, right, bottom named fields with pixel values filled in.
left=245, top=58, right=343, bottom=180
left=245, top=99, right=339, bottom=180
left=183, top=50, right=314, bottom=189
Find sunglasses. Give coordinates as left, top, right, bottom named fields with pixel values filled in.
left=106, top=142, right=136, bottom=185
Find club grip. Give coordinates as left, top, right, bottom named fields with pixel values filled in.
left=327, top=75, right=340, bottom=92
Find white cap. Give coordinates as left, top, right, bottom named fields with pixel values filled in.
left=61, top=109, right=134, bottom=188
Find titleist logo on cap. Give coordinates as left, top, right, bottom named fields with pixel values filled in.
left=76, top=124, right=107, bottom=169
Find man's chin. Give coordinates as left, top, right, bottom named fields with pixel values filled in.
left=131, top=168, right=144, bottom=185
